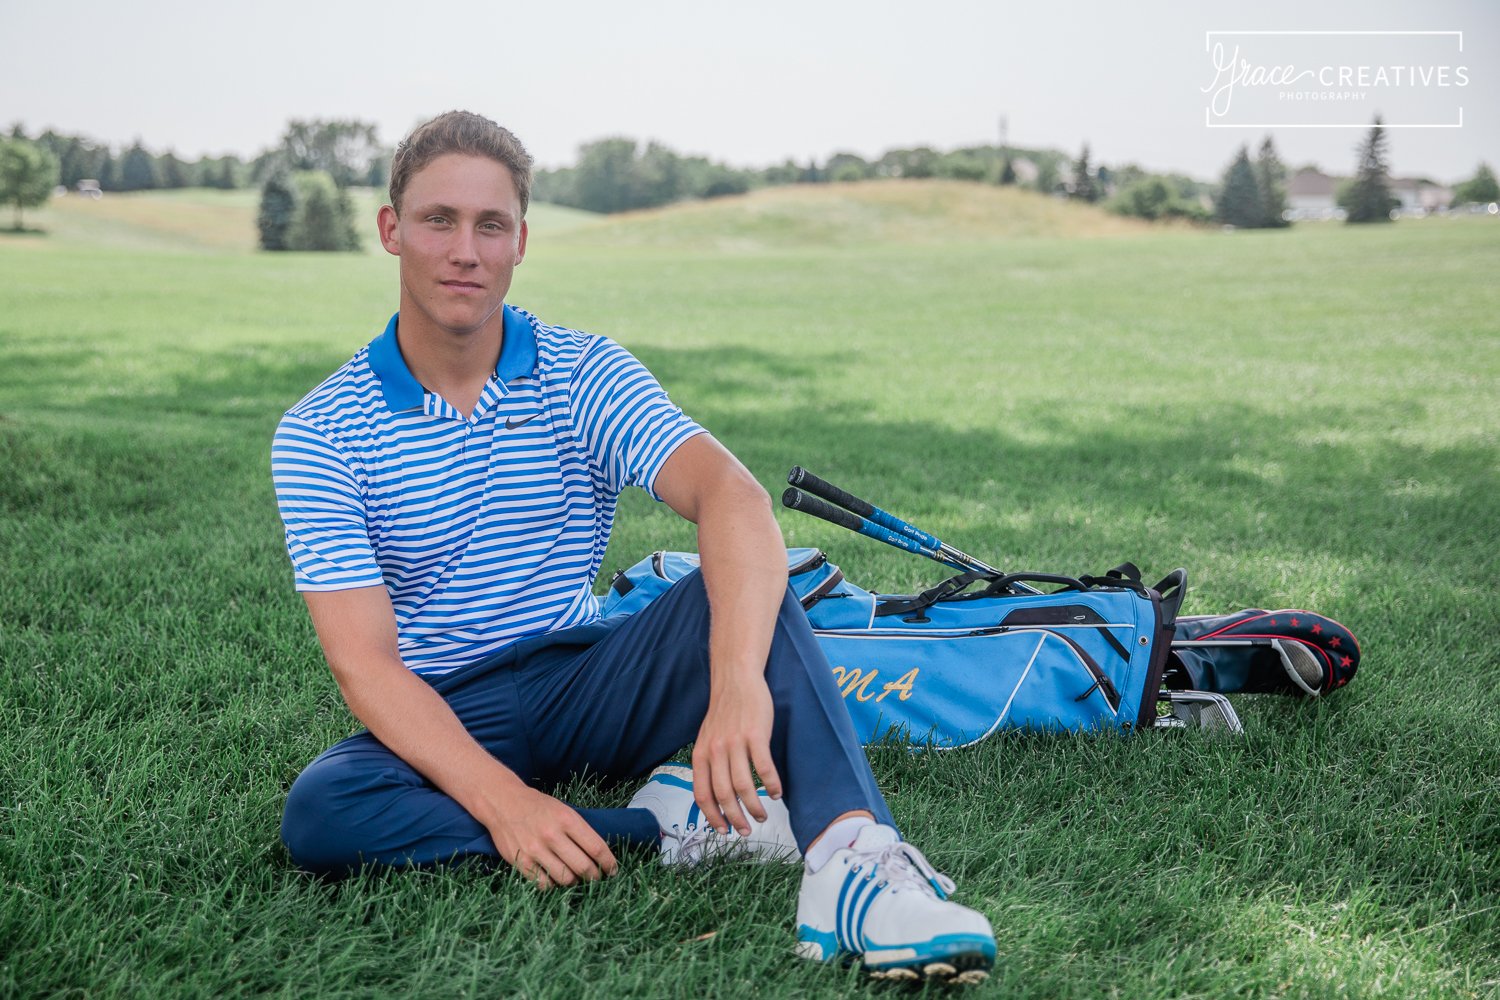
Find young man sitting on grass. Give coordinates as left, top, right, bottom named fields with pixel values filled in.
left=270, top=110, right=995, bottom=983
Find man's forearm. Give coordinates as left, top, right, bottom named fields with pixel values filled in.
left=333, top=656, right=526, bottom=828
left=693, top=475, right=788, bottom=688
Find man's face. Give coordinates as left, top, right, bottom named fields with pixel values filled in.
left=378, top=153, right=528, bottom=339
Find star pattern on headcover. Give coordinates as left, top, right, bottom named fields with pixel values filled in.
left=1329, top=636, right=1341, bottom=648
left=1312, top=623, right=1322, bottom=635
left=1340, top=655, right=1353, bottom=668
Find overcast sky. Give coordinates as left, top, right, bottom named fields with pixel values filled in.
left=4, top=0, right=1494, bottom=182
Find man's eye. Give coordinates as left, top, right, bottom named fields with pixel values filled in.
left=426, top=216, right=449, bottom=225
left=480, top=221, right=504, bottom=232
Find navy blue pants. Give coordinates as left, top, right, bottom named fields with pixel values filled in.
left=281, top=572, right=894, bottom=876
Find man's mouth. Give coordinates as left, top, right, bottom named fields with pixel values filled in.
left=442, top=280, right=484, bottom=290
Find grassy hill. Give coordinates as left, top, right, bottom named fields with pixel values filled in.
left=553, top=178, right=1157, bottom=251
left=2, top=188, right=601, bottom=254
left=3, top=180, right=1154, bottom=258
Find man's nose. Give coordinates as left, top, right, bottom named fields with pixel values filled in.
left=449, top=227, right=479, bottom=265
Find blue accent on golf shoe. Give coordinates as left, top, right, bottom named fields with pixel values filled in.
left=796, top=924, right=841, bottom=961
left=796, top=927, right=996, bottom=969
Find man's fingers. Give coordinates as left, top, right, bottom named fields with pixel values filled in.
left=712, top=753, right=753, bottom=836
left=549, top=834, right=602, bottom=884
left=592, top=841, right=619, bottom=877
left=567, top=821, right=621, bottom=875
left=752, top=744, right=783, bottom=801
left=692, top=750, right=733, bottom=834
left=517, top=852, right=561, bottom=890
left=730, top=754, right=765, bottom=827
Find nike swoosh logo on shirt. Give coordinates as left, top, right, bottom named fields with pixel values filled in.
left=505, top=413, right=539, bottom=430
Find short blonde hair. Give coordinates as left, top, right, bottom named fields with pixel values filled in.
left=388, top=111, right=534, bottom=217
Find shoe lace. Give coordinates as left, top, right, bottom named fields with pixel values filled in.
left=666, top=823, right=741, bottom=864
left=850, top=840, right=957, bottom=899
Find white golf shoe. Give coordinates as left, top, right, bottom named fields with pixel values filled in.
left=795, top=824, right=995, bottom=983
left=627, top=765, right=799, bottom=865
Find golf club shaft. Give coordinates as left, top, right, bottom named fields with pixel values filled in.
left=786, top=467, right=1009, bottom=580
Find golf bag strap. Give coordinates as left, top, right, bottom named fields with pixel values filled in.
left=873, top=572, right=986, bottom=618
left=1079, top=562, right=1151, bottom=595
left=1153, top=568, right=1188, bottom=624
left=799, top=566, right=847, bottom=611
left=979, top=572, right=1089, bottom=596
left=873, top=561, right=1170, bottom=619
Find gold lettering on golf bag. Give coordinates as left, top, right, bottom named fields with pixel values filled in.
left=882, top=668, right=918, bottom=702
left=830, top=666, right=920, bottom=703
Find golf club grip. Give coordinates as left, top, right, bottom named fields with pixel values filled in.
left=787, top=467, right=945, bottom=551
left=782, top=488, right=936, bottom=560
left=786, top=467, right=876, bottom=520
left=781, top=487, right=864, bottom=533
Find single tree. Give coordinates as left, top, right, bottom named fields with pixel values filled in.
left=96, top=149, right=117, bottom=190
left=1033, top=158, right=1060, bottom=194
left=572, top=137, right=644, bottom=213
left=826, top=152, right=871, bottom=182
left=0, top=138, right=60, bottom=229
left=280, top=119, right=382, bottom=188
left=1253, top=136, right=1289, bottom=227
left=1451, top=163, right=1499, bottom=205
left=999, top=156, right=1017, bottom=185
left=288, top=171, right=360, bottom=251
left=937, top=151, right=988, bottom=182
left=1216, top=145, right=1264, bottom=227
left=1112, top=176, right=1172, bottom=220
left=119, top=142, right=159, bottom=191
left=256, top=171, right=298, bottom=250
left=333, top=184, right=361, bottom=251
left=158, top=151, right=189, bottom=189
left=1070, top=145, right=1097, bottom=202
left=1342, top=117, right=1397, bottom=223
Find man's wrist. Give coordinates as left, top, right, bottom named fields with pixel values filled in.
left=451, top=758, right=530, bottom=828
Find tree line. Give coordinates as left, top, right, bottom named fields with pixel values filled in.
left=533, top=139, right=1090, bottom=214
left=3, top=119, right=385, bottom=246
left=4, top=116, right=1495, bottom=241
left=5, top=120, right=390, bottom=194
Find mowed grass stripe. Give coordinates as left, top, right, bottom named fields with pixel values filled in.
left=1, top=199, right=1497, bottom=998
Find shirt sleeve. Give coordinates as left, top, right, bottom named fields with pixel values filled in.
left=270, top=413, right=386, bottom=592
left=570, top=337, right=707, bottom=500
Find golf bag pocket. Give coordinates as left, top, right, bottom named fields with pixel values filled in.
left=811, top=583, right=1170, bottom=746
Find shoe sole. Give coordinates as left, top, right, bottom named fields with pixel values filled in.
left=795, top=939, right=994, bottom=984
left=867, top=953, right=992, bottom=984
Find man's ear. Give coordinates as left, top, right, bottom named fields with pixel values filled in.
left=517, top=219, right=528, bottom=265
left=377, top=204, right=401, bottom=257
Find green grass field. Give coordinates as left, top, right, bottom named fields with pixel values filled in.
left=2, top=187, right=1497, bottom=998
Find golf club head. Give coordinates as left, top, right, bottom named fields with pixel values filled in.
left=1156, top=690, right=1245, bottom=734
left=1274, top=639, right=1325, bottom=696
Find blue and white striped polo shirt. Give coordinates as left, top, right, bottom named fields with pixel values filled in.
left=271, top=304, right=705, bottom=676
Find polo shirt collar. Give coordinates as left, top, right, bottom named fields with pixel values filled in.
left=368, top=305, right=538, bottom=413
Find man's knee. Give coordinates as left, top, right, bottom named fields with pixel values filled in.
left=281, top=749, right=383, bottom=875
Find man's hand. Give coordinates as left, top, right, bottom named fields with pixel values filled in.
left=691, top=674, right=783, bottom=836
left=482, top=785, right=619, bottom=889
left=303, top=586, right=618, bottom=890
